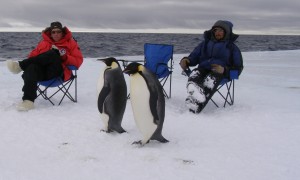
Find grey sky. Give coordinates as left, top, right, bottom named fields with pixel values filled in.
left=1, top=0, right=300, bottom=34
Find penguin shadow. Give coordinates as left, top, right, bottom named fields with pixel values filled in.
left=174, top=158, right=195, bottom=165
left=288, top=86, right=300, bottom=89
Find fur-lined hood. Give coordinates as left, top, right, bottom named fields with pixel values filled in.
left=41, top=26, right=73, bottom=44
left=203, top=20, right=239, bottom=42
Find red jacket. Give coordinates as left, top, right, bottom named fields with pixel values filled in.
left=28, top=27, right=83, bottom=81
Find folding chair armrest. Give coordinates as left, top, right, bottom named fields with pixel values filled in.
left=67, top=65, right=78, bottom=70
left=229, top=70, right=239, bottom=80
left=155, top=62, right=170, bottom=73
left=159, top=62, right=173, bottom=72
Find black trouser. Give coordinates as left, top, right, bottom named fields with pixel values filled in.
left=187, top=68, right=224, bottom=112
left=19, top=50, right=63, bottom=102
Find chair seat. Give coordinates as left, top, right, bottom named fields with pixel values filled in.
left=145, top=63, right=170, bottom=78
left=219, top=78, right=229, bottom=85
left=37, top=65, right=78, bottom=105
left=39, top=77, right=64, bottom=87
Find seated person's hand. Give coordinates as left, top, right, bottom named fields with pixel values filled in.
left=52, top=45, right=59, bottom=50
left=211, top=64, right=224, bottom=74
left=180, top=57, right=190, bottom=70
left=52, top=45, right=66, bottom=56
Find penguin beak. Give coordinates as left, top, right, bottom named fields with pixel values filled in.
left=98, top=59, right=106, bottom=64
left=123, top=69, right=130, bottom=75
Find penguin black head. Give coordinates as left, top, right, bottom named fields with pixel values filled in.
left=123, top=62, right=143, bottom=75
left=100, top=57, right=120, bottom=67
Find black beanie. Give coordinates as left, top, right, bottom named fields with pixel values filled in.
left=50, top=21, right=63, bottom=30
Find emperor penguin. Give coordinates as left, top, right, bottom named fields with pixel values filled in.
left=97, top=57, right=127, bottom=133
left=123, top=62, right=169, bottom=145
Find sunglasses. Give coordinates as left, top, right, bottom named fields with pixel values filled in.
left=51, top=30, right=62, bottom=34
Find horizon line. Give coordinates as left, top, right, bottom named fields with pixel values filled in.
left=0, top=27, right=299, bottom=36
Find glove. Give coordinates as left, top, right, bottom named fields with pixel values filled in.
left=179, top=57, right=190, bottom=70
left=51, top=45, right=60, bottom=55
left=51, top=45, right=66, bottom=56
left=211, top=64, right=224, bottom=74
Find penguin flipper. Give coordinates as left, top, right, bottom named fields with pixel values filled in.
left=97, top=86, right=110, bottom=113
left=149, top=91, right=159, bottom=123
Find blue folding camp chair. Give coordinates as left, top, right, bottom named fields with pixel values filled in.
left=143, top=43, right=174, bottom=98
left=37, top=65, right=78, bottom=105
left=210, top=70, right=239, bottom=107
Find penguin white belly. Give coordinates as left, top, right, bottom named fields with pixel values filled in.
left=97, top=67, right=109, bottom=131
left=96, top=68, right=105, bottom=95
left=130, top=74, right=157, bottom=143
left=100, top=111, right=109, bottom=131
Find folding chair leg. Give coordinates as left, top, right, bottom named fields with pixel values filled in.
left=222, top=81, right=234, bottom=107
left=169, top=73, right=172, bottom=98
left=58, top=80, right=75, bottom=105
left=160, top=75, right=171, bottom=99
left=210, top=98, right=219, bottom=108
left=38, top=88, right=55, bottom=105
left=74, top=71, right=77, bottom=102
left=37, top=77, right=77, bottom=105
left=209, top=79, right=235, bottom=108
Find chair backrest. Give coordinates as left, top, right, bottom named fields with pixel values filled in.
left=144, top=43, right=174, bottom=78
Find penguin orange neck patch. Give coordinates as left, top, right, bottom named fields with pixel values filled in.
left=138, top=65, right=145, bottom=72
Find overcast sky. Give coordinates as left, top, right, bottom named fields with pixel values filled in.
left=1, top=0, right=300, bottom=34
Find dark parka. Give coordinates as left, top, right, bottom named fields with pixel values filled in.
left=187, top=20, right=243, bottom=77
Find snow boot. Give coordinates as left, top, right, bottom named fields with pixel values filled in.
left=6, top=60, right=22, bottom=74
left=186, top=82, right=206, bottom=103
left=203, top=74, right=217, bottom=90
left=16, top=100, right=34, bottom=111
left=185, top=95, right=204, bottom=113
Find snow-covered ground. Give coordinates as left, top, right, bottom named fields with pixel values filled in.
left=0, top=50, right=299, bottom=180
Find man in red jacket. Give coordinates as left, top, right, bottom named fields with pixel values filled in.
left=6, top=21, right=83, bottom=111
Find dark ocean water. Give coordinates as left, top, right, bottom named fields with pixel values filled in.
left=1, top=32, right=300, bottom=59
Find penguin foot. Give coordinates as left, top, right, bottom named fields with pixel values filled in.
left=151, top=137, right=169, bottom=143
left=132, top=140, right=141, bottom=144
left=158, top=138, right=169, bottom=143
left=132, top=140, right=149, bottom=146
left=132, top=140, right=143, bottom=145
left=113, top=128, right=127, bottom=134
left=100, top=129, right=113, bottom=133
